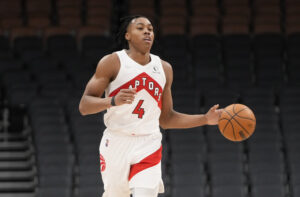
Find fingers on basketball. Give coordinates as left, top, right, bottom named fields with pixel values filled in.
left=211, top=104, right=219, bottom=111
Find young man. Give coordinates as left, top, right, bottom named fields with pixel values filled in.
left=79, top=15, right=222, bottom=197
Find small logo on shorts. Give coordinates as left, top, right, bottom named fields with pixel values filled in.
left=100, top=154, right=106, bottom=172
left=105, top=139, right=109, bottom=147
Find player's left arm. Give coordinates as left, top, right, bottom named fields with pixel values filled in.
left=159, top=60, right=222, bottom=129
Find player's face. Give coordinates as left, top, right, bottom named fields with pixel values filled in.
left=126, top=17, right=154, bottom=53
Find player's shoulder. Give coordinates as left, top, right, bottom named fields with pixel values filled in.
left=95, top=52, right=120, bottom=77
left=160, top=59, right=173, bottom=73
left=159, top=59, right=173, bottom=83
left=96, top=52, right=120, bottom=70
left=98, top=52, right=120, bottom=65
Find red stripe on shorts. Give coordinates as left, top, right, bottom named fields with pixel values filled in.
left=128, top=145, right=162, bottom=181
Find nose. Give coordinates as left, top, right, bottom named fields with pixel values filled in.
left=144, top=29, right=150, bottom=35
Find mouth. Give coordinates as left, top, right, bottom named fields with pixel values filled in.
left=143, top=38, right=152, bottom=43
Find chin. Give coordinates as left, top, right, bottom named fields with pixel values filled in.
left=140, top=47, right=152, bottom=54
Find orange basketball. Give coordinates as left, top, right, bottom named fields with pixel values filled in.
left=218, top=104, right=256, bottom=142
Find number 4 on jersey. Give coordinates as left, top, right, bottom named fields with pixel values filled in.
left=132, top=100, right=145, bottom=119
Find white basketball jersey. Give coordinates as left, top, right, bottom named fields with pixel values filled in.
left=104, top=50, right=166, bottom=136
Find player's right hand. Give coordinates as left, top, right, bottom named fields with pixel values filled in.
left=114, top=88, right=137, bottom=105
left=205, top=104, right=223, bottom=125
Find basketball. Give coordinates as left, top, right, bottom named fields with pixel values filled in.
left=218, top=104, right=256, bottom=142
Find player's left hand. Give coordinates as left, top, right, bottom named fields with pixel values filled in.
left=205, top=104, right=223, bottom=125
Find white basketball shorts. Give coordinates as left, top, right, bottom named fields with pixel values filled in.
left=99, top=129, right=164, bottom=197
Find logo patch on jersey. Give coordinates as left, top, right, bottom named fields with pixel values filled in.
left=109, top=72, right=163, bottom=109
left=100, top=154, right=106, bottom=172
left=153, top=66, right=160, bottom=74
left=105, top=139, right=109, bottom=147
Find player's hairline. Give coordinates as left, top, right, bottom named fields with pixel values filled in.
left=135, top=22, right=153, bottom=26
left=130, top=18, right=152, bottom=27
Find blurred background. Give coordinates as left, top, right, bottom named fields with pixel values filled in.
left=0, top=0, right=299, bottom=196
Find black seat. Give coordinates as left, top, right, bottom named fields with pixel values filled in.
left=292, top=184, right=300, bottom=197
left=248, top=151, right=284, bottom=164
left=27, top=56, right=59, bottom=72
left=38, top=164, right=73, bottom=177
left=37, top=187, right=72, bottom=197
left=210, top=172, right=245, bottom=187
left=251, top=184, right=285, bottom=197
left=81, top=35, right=113, bottom=64
left=78, top=163, right=100, bottom=175
left=209, top=162, right=244, bottom=174
left=250, top=172, right=286, bottom=186
left=203, top=88, right=240, bottom=110
left=171, top=162, right=205, bottom=175
left=248, top=161, right=285, bottom=174
left=172, top=185, right=206, bottom=197
left=286, top=33, right=300, bottom=85
left=171, top=173, right=206, bottom=187
left=39, top=174, right=72, bottom=188
left=47, top=35, right=78, bottom=62
left=78, top=174, right=103, bottom=187
left=13, top=36, right=43, bottom=59
left=211, top=185, right=247, bottom=197
left=0, top=59, right=23, bottom=74
left=77, top=186, right=104, bottom=197
left=222, top=34, right=253, bottom=89
left=192, top=35, right=222, bottom=90
left=2, top=70, right=31, bottom=90
left=0, top=36, right=13, bottom=59
left=208, top=151, right=244, bottom=163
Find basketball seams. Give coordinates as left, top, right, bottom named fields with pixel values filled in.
left=220, top=104, right=256, bottom=141
left=234, top=113, right=256, bottom=122
left=223, top=108, right=233, bottom=117
left=219, top=118, right=236, bottom=140
left=231, top=117, right=250, bottom=135
left=222, top=108, right=246, bottom=132
left=233, top=105, right=255, bottom=135
left=223, top=107, right=247, bottom=119
left=233, top=107, right=247, bottom=118
left=224, top=106, right=252, bottom=135
left=231, top=118, right=247, bottom=141
left=233, top=104, right=256, bottom=121
left=233, top=104, right=237, bottom=114
left=229, top=118, right=236, bottom=140
left=221, top=109, right=234, bottom=134
left=219, top=117, right=231, bottom=121
left=218, top=119, right=230, bottom=133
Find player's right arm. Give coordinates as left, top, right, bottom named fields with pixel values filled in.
left=79, top=53, right=136, bottom=115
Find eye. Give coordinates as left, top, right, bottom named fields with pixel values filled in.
left=137, top=27, right=143, bottom=30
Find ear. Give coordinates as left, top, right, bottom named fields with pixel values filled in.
left=125, top=32, right=130, bottom=41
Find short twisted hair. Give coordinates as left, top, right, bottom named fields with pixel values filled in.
left=116, top=15, right=152, bottom=49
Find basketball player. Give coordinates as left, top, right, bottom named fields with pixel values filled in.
left=79, top=15, right=222, bottom=197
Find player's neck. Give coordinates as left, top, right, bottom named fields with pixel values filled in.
left=126, top=48, right=151, bottom=66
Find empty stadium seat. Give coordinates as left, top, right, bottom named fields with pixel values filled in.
left=211, top=185, right=247, bottom=197
left=251, top=184, right=286, bottom=197
left=173, top=184, right=206, bottom=197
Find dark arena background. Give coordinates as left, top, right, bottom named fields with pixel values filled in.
left=0, top=0, right=299, bottom=197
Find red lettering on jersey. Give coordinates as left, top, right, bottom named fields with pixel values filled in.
left=100, top=154, right=106, bottom=172
left=132, top=100, right=145, bottom=118
left=109, top=72, right=163, bottom=109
